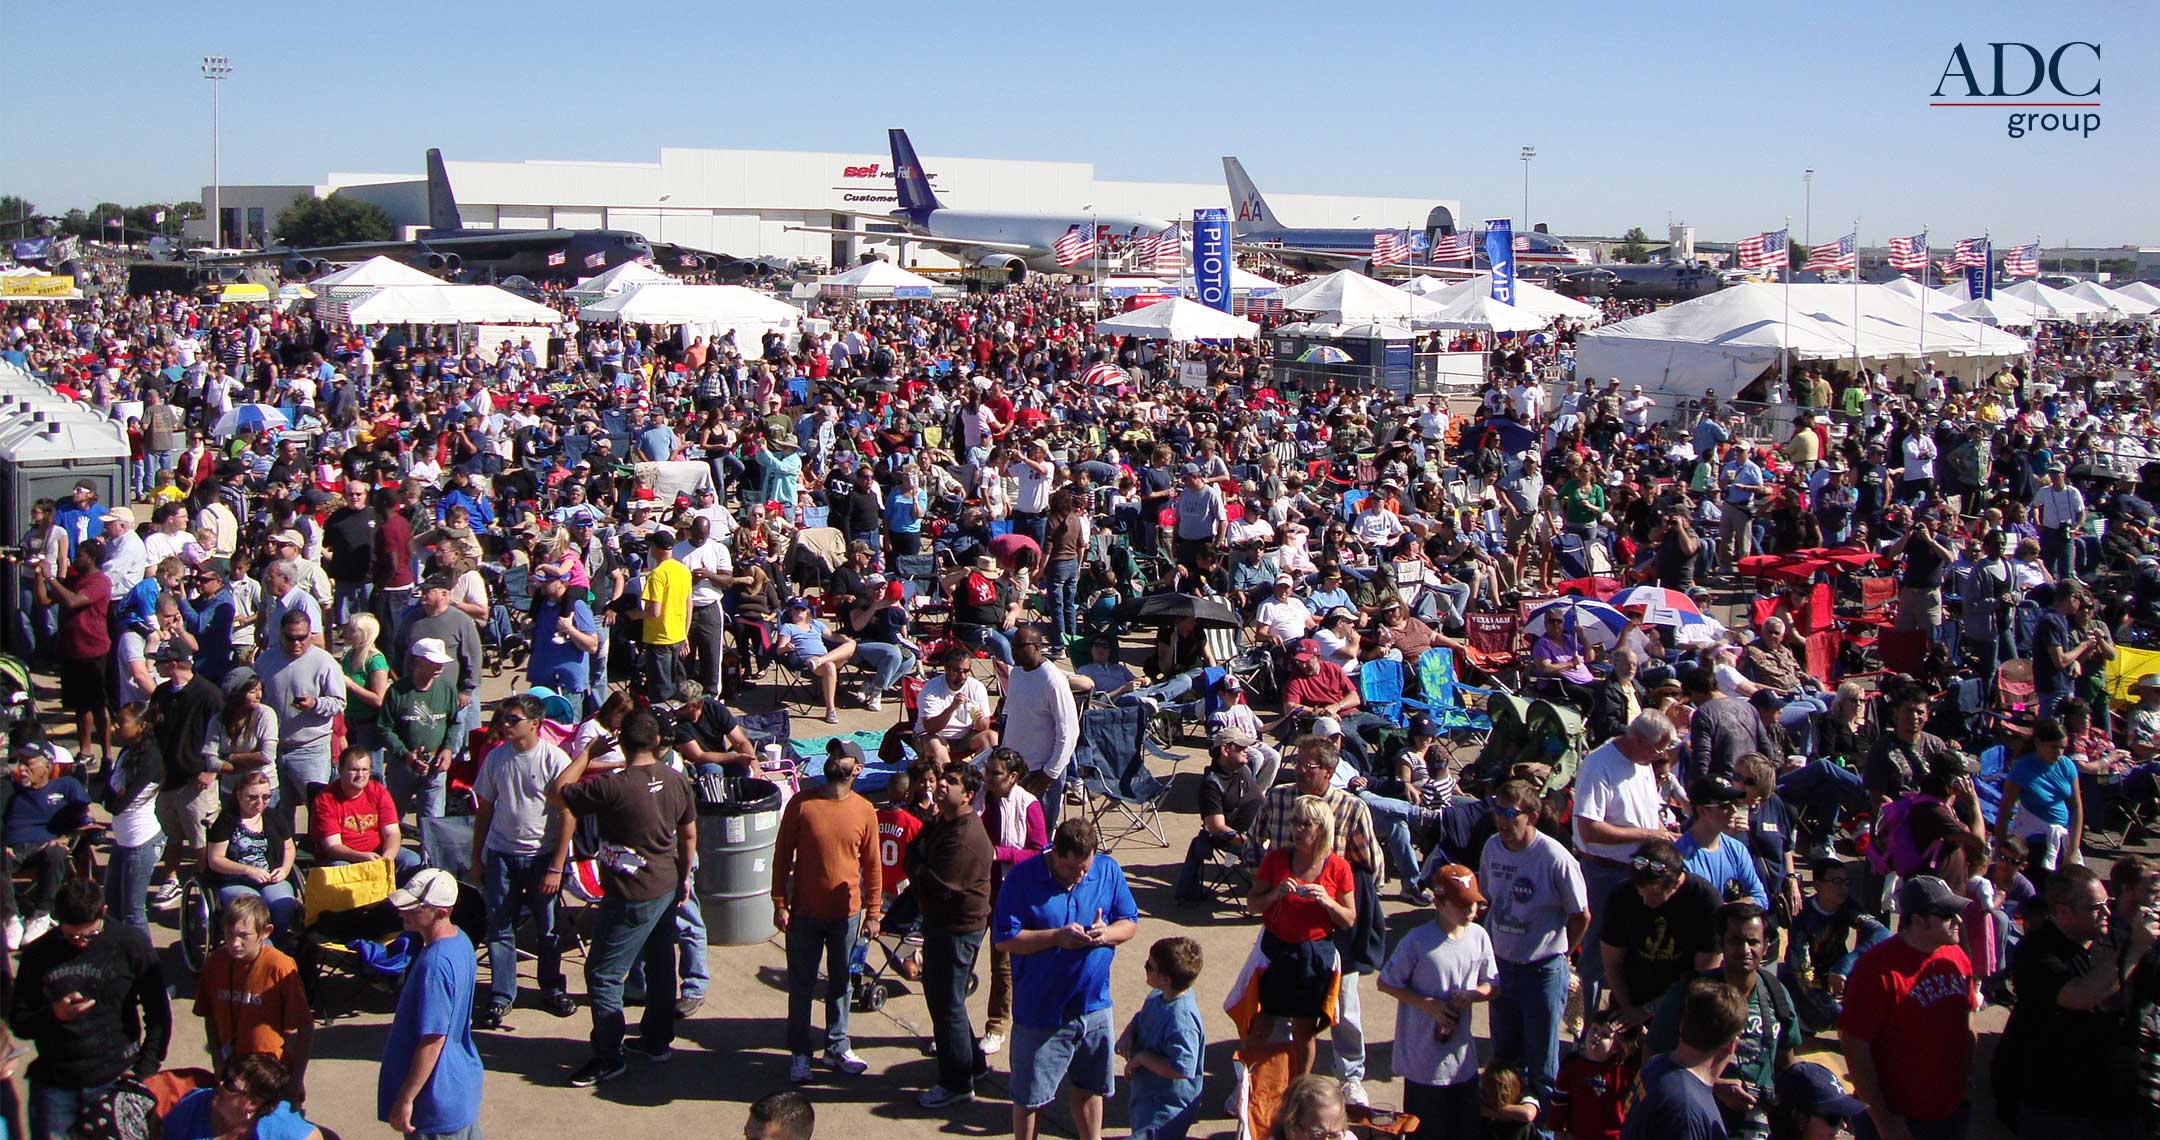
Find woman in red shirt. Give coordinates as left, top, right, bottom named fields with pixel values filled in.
left=1247, top=795, right=1355, bottom=1077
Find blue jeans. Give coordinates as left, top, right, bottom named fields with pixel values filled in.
left=104, top=837, right=165, bottom=939
left=480, top=850, right=564, bottom=1008
left=333, top=581, right=372, bottom=630
left=854, top=641, right=914, bottom=694
left=387, top=756, right=448, bottom=822
left=1576, top=860, right=1633, bottom=1008
left=956, top=624, right=1013, bottom=666
left=1778, top=694, right=1831, bottom=755
left=31, top=1078, right=115, bottom=1140
left=1355, top=790, right=1427, bottom=886
left=585, top=890, right=681, bottom=1063
left=1491, top=953, right=1569, bottom=1105
left=410, top=1125, right=483, bottom=1140
left=1013, top=511, right=1048, bottom=552
left=784, top=911, right=861, bottom=1056
left=1119, top=667, right=1207, bottom=709
left=1428, top=580, right=1471, bottom=628
left=924, top=927, right=985, bottom=1093
left=216, top=881, right=299, bottom=936
left=1044, top=558, right=1081, bottom=643
left=627, top=863, right=708, bottom=1002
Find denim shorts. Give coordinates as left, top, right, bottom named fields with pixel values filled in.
left=1009, top=1006, right=1114, bottom=1109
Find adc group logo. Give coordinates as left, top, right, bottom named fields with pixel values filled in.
left=1931, top=41, right=2101, bottom=138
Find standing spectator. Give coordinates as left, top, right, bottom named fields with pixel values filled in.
left=993, top=818, right=1140, bottom=1140
left=673, top=516, right=730, bottom=694
left=103, top=702, right=167, bottom=939
left=1246, top=795, right=1358, bottom=1077
left=1838, top=876, right=1977, bottom=1140
left=32, top=537, right=111, bottom=769
left=1683, top=668, right=1773, bottom=785
left=1620, top=980, right=1748, bottom=1140
left=322, top=484, right=378, bottom=628
left=979, top=747, right=1047, bottom=1057
left=2033, top=582, right=2104, bottom=721
left=378, top=869, right=484, bottom=1140
left=1006, top=628, right=1080, bottom=828
left=255, top=609, right=346, bottom=836
left=1676, top=778, right=1770, bottom=908
left=1478, top=779, right=1590, bottom=1112
left=1599, top=838, right=1723, bottom=1030
left=772, top=741, right=881, bottom=1084
left=527, top=565, right=601, bottom=712
left=907, top=763, right=996, bottom=1108
left=391, top=575, right=484, bottom=772
left=379, top=639, right=459, bottom=822
left=1644, top=902, right=1801, bottom=1140
left=553, top=710, right=698, bottom=1089
left=1572, top=714, right=1678, bottom=1017
left=1377, top=864, right=1498, bottom=1140
left=195, top=895, right=311, bottom=1091
left=1118, top=937, right=1205, bottom=1140
left=469, top=694, right=574, bottom=1029
left=9, top=879, right=171, bottom=1139
left=1862, top=688, right=1955, bottom=805
left=1170, top=465, right=1227, bottom=570
left=1173, top=726, right=1265, bottom=904
left=638, top=529, right=692, bottom=701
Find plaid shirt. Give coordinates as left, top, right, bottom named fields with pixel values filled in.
left=1244, top=784, right=1385, bottom=882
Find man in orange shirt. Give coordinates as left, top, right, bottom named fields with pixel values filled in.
left=772, top=746, right=881, bottom=1084
left=195, top=895, right=312, bottom=1101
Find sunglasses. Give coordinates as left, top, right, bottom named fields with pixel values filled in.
left=498, top=714, right=529, bottom=725
left=1492, top=806, right=1524, bottom=820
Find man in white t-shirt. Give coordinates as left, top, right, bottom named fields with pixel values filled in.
left=1254, top=576, right=1316, bottom=648
left=2032, top=461, right=2087, bottom=579
left=1005, top=440, right=1056, bottom=551
left=471, top=692, right=575, bottom=1027
left=915, top=645, right=997, bottom=764
left=1569, top=713, right=1680, bottom=1016
left=673, top=516, right=730, bottom=694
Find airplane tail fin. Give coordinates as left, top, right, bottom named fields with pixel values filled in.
left=425, top=149, right=462, bottom=232
left=1222, top=157, right=1280, bottom=232
left=887, top=129, right=943, bottom=219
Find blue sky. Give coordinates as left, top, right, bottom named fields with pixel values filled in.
left=2, top=0, right=2149, bottom=245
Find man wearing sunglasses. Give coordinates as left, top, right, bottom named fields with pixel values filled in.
left=9, top=879, right=171, bottom=1139
left=469, top=694, right=574, bottom=1031
left=255, top=610, right=346, bottom=837
left=1478, top=778, right=1589, bottom=1114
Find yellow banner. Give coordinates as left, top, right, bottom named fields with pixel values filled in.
left=0, top=276, right=75, bottom=297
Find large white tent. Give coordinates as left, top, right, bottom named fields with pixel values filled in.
left=1420, top=291, right=1551, bottom=334
left=1277, top=270, right=1443, bottom=324
left=2114, top=282, right=2160, bottom=308
left=310, top=256, right=445, bottom=295
left=566, top=260, right=672, bottom=300
left=2062, top=279, right=2158, bottom=316
left=332, top=284, right=562, bottom=327
left=1413, top=274, right=1603, bottom=322
left=577, top=283, right=802, bottom=344
left=817, top=260, right=941, bottom=297
left=1573, top=283, right=2028, bottom=402
left=1949, top=295, right=2041, bottom=326
left=1936, top=277, right=2111, bottom=320
left=1094, top=297, right=1258, bottom=341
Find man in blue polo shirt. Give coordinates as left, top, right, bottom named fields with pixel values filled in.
left=991, top=818, right=1140, bottom=1140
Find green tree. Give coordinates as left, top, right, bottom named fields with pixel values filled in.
left=0, top=196, right=34, bottom=238
left=1614, top=226, right=1651, bottom=263
left=274, top=192, right=394, bottom=246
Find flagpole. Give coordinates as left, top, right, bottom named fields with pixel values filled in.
left=1851, top=218, right=1861, bottom=384
left=2031, top=235, right=2042, bottom=329
left=1781, top=216, right=1792, bottom=395
left=1917, top=226, right=1928, bottom=373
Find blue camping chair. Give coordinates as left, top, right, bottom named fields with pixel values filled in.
left=1071, top=703, right=1172, bottom=851
left=1357, top=657, right=1424, bottom=729
left=1413, top=648, right=1500, bottom=738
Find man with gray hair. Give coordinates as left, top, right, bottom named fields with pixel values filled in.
left=255, top=608, right=346, bottom=835
left=1571, top=712, right=1680, bottom=1017
left=261, top=558, right=324, bottom=650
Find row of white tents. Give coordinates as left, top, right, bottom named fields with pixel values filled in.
left=1920, top=275, right=2160, bottom=323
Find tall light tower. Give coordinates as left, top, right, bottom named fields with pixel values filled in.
left=1802, top=168, right=1814, bottom=248
left=1519, top=146, right=1536, bottom=234
left=202, top=55, right=232, bottom=247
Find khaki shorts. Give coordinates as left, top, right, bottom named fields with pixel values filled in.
left=156, top=783, right=220, bottom=853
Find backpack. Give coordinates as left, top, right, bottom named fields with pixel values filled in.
left=1866, top=791, right=1947, bottom=878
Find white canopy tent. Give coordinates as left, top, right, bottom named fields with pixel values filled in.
left=2062, top=279, right=2159, bottom=316
left=1094, top=297, right=1258, bottom=341
left=1936, top=277, right=2111, bottom=320
left=1949, top=295, right=2041, bottom=326
left=566, top=260, right=672, bottom=300
left=1277, top=270, right=1444, bottom=324
left=330, top=284, right=562, bottom=327
left=577, top=283, right=802, bottom=337
left=1172, top=265, right=1283, bottom=294
left=1420, top=291, right=1551, bottom=334
left=2112, top=281, right=2160, bottom=309
left=1397, top=275, right=1463, bottom=296
left=1413, top=274, right=1602, bottom=323
left=310, top=256, right=445, bottom=295
left=817, top=260, right=942, bottom=297
left=1880, top=277, right=1930, bottom=300
left=1573, top=283, right=2029, bottom=403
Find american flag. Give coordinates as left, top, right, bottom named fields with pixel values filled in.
left=1141, top=226, right=1181, bottom=272
left=1803, top=233, right=1857, bottom=272
left=1512, top=235, right=1531, bottom=252
left=1371, top=231, right=1411, bottom=266
left=1053, top=224, right=1093, bottom=267
left=546, top=250, right=567, bottom=267
left=584, top=250, right=607, bottom=268
left=1936, top=257, right=1958, bottom=278
left=1429, top=232, right=1475, bottom=263
left=1735, top=228, right=1789, bottom=270
left=1886, top=232, right=1928, bottom=270
left=1954, top=237, right=1989, bottom=267
left=2003, top=243, right=2040, bottom=277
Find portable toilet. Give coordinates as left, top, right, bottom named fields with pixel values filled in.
left=0, top=416, right=128, bottom=655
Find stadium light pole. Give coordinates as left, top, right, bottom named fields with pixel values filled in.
left=1803, top=168, right=1814, bottom=248
left=1519, top=147, right=1535, bottom=235
left=202, top=55, right=232, bottom=248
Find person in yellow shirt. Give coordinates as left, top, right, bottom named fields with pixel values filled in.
left=1784, top=410, right=1822, bottom=467
left=640, top=529, right=692, bottom=699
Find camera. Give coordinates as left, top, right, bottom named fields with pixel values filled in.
left=0, top=544, right=32, bottom=564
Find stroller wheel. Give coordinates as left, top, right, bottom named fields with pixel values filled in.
left=178, top=877, right=215, bottom=975
left=862, top=981, right=888, bottom=1012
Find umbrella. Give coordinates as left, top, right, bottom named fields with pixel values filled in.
left=1664, top=609, right=1728, bottom=647
left=213, top=403, right=290, bottom=438
left=1111, top=592, right=1242, bottom=630
left=1079, top=362, right=1129, bottom=387
left=1522, top=597, right=1630, bottom=648
left=1611, top=585, right=1702, bottom=615
left=1297, top=345, right=1353, bottom=364
left=1554, top=576, right=1623, bottom=601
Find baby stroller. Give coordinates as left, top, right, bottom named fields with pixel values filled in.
left=845, top=892, right=978, bottom=1013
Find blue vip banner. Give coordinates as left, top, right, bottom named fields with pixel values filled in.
left=1484, top=219, right=1515, bottom=305
left=1193, top=208, right=1231, bottom=312
left=1965, top=258, right=1992, bottom=301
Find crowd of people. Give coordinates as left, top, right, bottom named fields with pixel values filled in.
left=0, top=262, right=2159, bottom=1140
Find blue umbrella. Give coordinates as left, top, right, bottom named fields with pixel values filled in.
left=1522, top=597, right=1630, bottom=649
left=1297, top=345, right=1353, bottom=364
left=212, top=403, right=290, bottom=439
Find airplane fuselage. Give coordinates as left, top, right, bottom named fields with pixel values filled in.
left=890, top=208, right=1172, bottom=273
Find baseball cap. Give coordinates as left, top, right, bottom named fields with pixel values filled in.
left=100, top=507, right=135, bottom=528
left=1687, top=776, right=1746, bottom=805
left=2138, top=673, right=2160, bottom=692
left=273, top=529, right=305, bottom=549
left=419, top=574, right=455, bottom=592
left=1748, top=689, right=1785, bottom=712
left=1775, top=1063, right=1867, bottom=1121
left=1311, top=716, right=1343, bottom=738
left=1895, top=875, right=1967, bottom=918
left=1430, top=864, right=1486, bottom=907
left=1211, top=725, right=1258, bottom=749
left=410, top=637, right=453, bottom=666
left=1408, top=714, right=1438, bottom=738
left=150, top=642, right=192, bottom=664
left=1180, top=463, right=1201, bottom=477
left=1291, top=639, right=1319, bottom=660
left=388, top=868, right=459, bottom=911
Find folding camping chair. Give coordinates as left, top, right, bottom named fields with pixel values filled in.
left=1358, top=658, right=1423, bottom=729
left=1462, top=610, right=1523, bottom=687
left=1071, top=703, right=1174, bottom=851
left=1413, top=647, right=1500, bottom=762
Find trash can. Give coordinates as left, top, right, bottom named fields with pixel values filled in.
left=695, top=776, right=783, bottom=945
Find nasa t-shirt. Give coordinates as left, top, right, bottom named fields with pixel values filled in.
left=1477, top=831, right=1590, bottom=964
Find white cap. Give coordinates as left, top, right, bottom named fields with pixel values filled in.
left=1312, top=716, right=1343, bottom=738
left=410, top=637, right=453, bottom=665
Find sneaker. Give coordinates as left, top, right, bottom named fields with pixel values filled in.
left=1342, top=1079, right=1370, bottom=1107
left=675, top=995, right=704, bottom=1019
left=625, top=1038, right=674, bottom=1063
left=823, top=1048, right=869, bottom=1076
left=151, top=880, right=184, bottom=910
left=566, top=1057, right=627, bottom=1088
left=1402, top=884, right=1434, bottom=907
left=917, top=1085, right=974, bottom=1109
left=473, top=1002, right=509, bottom=1030
left=864, top=692, right=883, bottom=713
left=788, top=1054, right=814, bottom=1084
left=543, top=991, right=577, bottom=1018
left=21, top=914, right=53, bottom=946
left=978, top=1032, right=1006, bottom=1056
left=2, top=916, right=19, bottom=952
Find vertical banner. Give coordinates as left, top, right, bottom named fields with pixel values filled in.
left=1964, top=259, right=1992, bottom=301
left=1484, top=218, right=1515, bottom=305
left=1193, top=208, right=1231, bottom=313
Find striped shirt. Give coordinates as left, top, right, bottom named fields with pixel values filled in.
left=1245, top=784, right=1385, bottom=882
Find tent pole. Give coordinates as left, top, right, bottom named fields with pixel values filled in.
left=1917, top=226, right=1927, bottom=373
left=1781, top=216, right=1792, bottom=397
left=2031, top=235, right=2042, bottom=328
left=1851, top=217, right=1861, bottom=384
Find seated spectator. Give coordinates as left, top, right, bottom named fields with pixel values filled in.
left=308, top=747, right=419, bottom=876
left=1268, top=1073, right=1348, bottom=1140
left=775, top=598, right=858, bottom=725
left=670, top=681, right=759, bottom=776
left=205, top=772, right=299, bottom=937
left=160, top=1052, right=322, bottom=1140
left=4, top=740, right=90, bottom=947
left=1173, top=727, right=1265, bottom=904
left=1279, top=641, right=1361, bottom=736
left=915, top=645, right=997, bottom=765
left=1528, top=609, right=1596, bottom=708
left=1781, top=858, right=1890, bottom=1033
left=1076, top=635, right=1140, bottom=701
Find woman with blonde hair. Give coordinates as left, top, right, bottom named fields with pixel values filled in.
left=340, top=614, right=391, bottom=760
left=1268, top=1073, right=1348, bottom=1140
left=1247, top=795, right=1355, bottom=1078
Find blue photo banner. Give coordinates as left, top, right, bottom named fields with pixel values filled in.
left=1193, top=208, right=1231, bottom=312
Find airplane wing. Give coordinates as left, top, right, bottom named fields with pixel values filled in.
left=193, top=241, right=425, bottom=266
left=782, top=225, right=1037, bottom=255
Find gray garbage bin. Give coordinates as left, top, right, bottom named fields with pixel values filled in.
left=695, top=776, right=783, bottom=945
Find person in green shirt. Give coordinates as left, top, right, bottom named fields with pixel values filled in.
left=1839, top=381, right=1866, bottom=424
left=379, top=637, right=459, bottom=821
left=1643, top=901, right=1801, bottom=1140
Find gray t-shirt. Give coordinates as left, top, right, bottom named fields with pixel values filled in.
left=1478, top=831, right=1589, bottom=964
left=1380, top=919, right=1498, bottom=1087
left=473, top=739, right=571, bottom=857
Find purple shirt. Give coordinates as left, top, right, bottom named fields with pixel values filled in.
left=1532, top=632, right=1593, bottom=684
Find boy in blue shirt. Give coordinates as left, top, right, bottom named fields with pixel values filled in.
left=379, top=869, right=483, bottom=1140
left=1675, top=777, right=1769, bottom=908
left=1120, top=936, right=1205, bottom=1140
